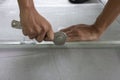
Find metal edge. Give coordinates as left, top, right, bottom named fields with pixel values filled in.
left=0, top=41, right=120, bottom=48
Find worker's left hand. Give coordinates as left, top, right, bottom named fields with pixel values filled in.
left=60, top=24, right=101, bottom=42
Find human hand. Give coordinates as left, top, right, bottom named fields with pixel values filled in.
left=60, top=24, right=101, bottom=42
left=19, top=8, right=54, bottom=42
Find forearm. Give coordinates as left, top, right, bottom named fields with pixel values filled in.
left=17, top=0, right=35, bottom=11
left=94, top=0, right=120, bottom=33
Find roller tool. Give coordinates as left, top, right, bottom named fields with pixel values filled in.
left=11, top=20, right=67, bottom=45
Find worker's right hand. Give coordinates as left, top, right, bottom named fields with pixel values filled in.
left=19, top=8, right=54, bottom=42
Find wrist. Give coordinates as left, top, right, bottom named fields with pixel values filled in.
left=18, top=0, right=35, bottom=12
left=20, top=7, right=36, bottom=13
left=91, top=22, right=107, bottom=36
left=92, top=15, right=108, bottom=35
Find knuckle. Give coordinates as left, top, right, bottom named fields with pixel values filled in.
left=34, top=27, right=41, bottom=34
left=28, top=32, right=37, bottom=39
left=29, top=30, right=37, bottom=36
left=70, top=25, right=76, bottom=28
left=23, top=32, right=27, bottom=36
left=29, top=36, right=34, bottom=39
left=39, top=25, right=45, bottom=32
left=36, top=38, right=42, bottom=42
left=28, top=35, right=35, bottom=39
left=35, top=36, right=43, bottom=42
left=22, top=30, right=27, bottom=36
left=42, top=27, right=46, bottom=32
left=41, top=24, right=50, bottom=31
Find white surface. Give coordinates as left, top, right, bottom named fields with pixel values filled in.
left=100, top=0, right=108, bottom=4
left=0, top=0, right=99, bottom=7
left=0, top=0, right=120, bottom=80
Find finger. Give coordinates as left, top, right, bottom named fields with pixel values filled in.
left=29, top=25, right=42, bottom=39
left=22, top=25, right=36, bottom=37
left=36, top=31, right=46, bottom=42
left=34, top=24, right=42, bottom=35
left=67, top=35, right=95, bottom=42
left=65, top=29, right=80, bottom=37
left=22, top=29, right=28, bottom=36
left=64, top=30, right=72, bottom=35
left=27, top=28, right=38, bottom=39
left=65, top=31, right=82, bottom=42
left=67, top=37, right=83, bottom=42
left=22, top=25, right=29, bottom=36
left=29, top=33, right=37, bottom=39
left=44, top=29, right=54, bottom=41
left=60, top=25, right=75, bottom=32
left=67, top=32, right=80, bottom=37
